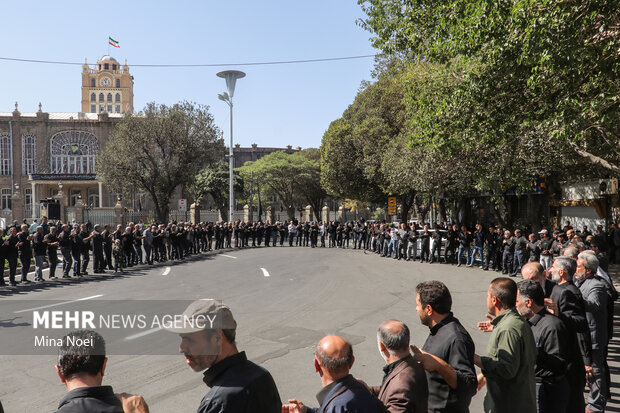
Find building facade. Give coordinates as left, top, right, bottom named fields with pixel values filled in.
left=0, top=105, right=122, bottom=223
left=232, top=143, right=300, bottom=167
left=81, top=55, right=134, bottom=114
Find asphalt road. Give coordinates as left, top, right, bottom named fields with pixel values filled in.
left=1, top=245, right=619, bottom=412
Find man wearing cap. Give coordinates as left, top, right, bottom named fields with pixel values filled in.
left=538, top=230, right=553, bottom=270
left=169, top=299, right=281, bottom=413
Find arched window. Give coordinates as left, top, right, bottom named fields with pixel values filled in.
left=90, top=78, right=95, bottom=87
left=107, top=93, right=113, bottom=102
left=0, top=134, right=12, bottom=175
left=99, top=93, right=104, bottom=101
left=115, top=93, right=121, bottom=102
left=50, top=131, right=99, bottom=174
left=22, top=134, right=36, bottom=175
left=115, top=78, right=121, bottom=88
left=90, top=93, right=96, bottom=102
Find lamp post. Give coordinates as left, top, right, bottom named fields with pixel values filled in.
left=217, top=70, right=246, bottom=223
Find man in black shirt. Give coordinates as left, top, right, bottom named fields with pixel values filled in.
left=0, top=228, right=6, bottom=286
left=4, top=227, right=19, bottom=286
left=483, top=226, right=497, bottom=271
left=168, top=299, right=281, bottom=413
left=102, top=224, right=114, bottom=270
left=501, top=230, right=514, bottom=275
left=17, top=224, right=33, bottom=284
left=517, top=280, right=569, bottom=413
left=58, top=225, right=73, bottom=279
left=412, top=281, right=477, bottom=412
left=456, top=226, right=471, bottom=267
left=91, top=224, right=105, bottom=273
left=79, top=224, right=95, bottom=275
left=545, top=256, right=590, bottom=413
left=70, top=225, right=82, bottom=277
left=511, top=229, right=528, bottom=276
left=44, top=226, right=60, bottom=280
left=33, top=225, right=47, bottom=282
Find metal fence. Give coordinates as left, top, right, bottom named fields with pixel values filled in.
left=84, top=209, right=116, bottom=227
left=126, top=210, right=154, bottom=224
left=65, top=207, right=76, bottom=223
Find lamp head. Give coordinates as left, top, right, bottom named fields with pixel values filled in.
left=216, top=70, right=246, bottom=98
left=218, top=92, right=230, bottom=103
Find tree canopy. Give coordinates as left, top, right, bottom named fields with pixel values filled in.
left=97, top=101, right=224, bottom=222
left=358, top=0, right=620, bottom=174
left=190, top=161, right=243, bottom=221
left=237, top=149, right=326, bottom=221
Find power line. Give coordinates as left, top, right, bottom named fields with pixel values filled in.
left=0, top=54, right=378, bottom=68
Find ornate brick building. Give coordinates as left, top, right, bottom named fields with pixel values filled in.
left=81, top=55, right=134, bottom=114
left=0, top=105, right=122, bottom=222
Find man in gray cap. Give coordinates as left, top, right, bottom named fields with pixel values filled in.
left=168, top=299, right=281, bottom=413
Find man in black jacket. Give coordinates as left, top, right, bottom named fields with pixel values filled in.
left=55, top=329, right=148, bottom=413
left=545, top=256, right=590, bottom=413
left=169, top=299, right=281, bottom=413
left=517, top=281, right=569, bottom=413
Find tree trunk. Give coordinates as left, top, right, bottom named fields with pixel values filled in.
left=399, top=191, right=415, bottom=223
left=287, top=206, right=296, bottom=221
left=414, top=194, right=429, bottom=224
left=156, top=205, right=169, bottom=224
left=437, top=198, right=447, bottom=223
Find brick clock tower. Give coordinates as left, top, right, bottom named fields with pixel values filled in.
left=81, top=55, right=134, bottom=114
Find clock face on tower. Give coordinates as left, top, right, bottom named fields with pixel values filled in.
left=100, top=77, right=111, bottom=87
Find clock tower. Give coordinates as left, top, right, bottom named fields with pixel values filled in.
left=81, top=55, right=134, bottom=114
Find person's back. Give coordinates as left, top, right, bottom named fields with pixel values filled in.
left=57, top=386, right=123, bottom=413
left=198, top=351, right=281, bottom=413
left=54, top=330, right=147, bottom=413
left=317, top=375, right=379, bottom=413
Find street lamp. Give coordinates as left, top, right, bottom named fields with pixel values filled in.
left=217, top=70, right=246, bottom=223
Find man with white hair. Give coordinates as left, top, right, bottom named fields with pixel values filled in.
left=575, top=252, right=608, bottom=413
left=544, top=256, right=590, bottom=413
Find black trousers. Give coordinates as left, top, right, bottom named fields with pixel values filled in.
left=61, top=248, right=72, bottom=276
left=0, top=256, right=5, bottom=285
left=93, top=248, right=105, bottom=272
left=20, top=254, right=31, bottom=282
left=7, top=255, right=17, bottom=283
left=104, top=244, right=113, bottom=269
left=81, top=250, right=90, bottom=274
left=48, top=250, right=58, bottom=278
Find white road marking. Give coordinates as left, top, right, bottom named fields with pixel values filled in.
left=14, top=294, right=104, bottom=314
left=261, top=268, right=270, bottom=277
left=221, top=254, right=238, bottom=259
left=124, top=327, right=162, bottom=341
left=162, top=266, right=171, bottom=276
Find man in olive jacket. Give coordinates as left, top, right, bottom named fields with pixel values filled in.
left=474, top=278, right=537, bottom=413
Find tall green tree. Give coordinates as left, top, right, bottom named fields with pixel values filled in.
left=320, top=73, right=406, bottom=204
left=190, top=161, right=244, bottom=221
left=359, top=0, right=620, bottom=174
left=292, top=148, right=328, bottom=221
left=97, top=102, right=224, bottom=222
left=237, top=151, right=312, bottom=220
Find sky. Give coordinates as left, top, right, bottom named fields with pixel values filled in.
left=0, top=1, right=377, bottom=150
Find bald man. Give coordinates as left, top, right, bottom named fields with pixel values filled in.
left=521, top=261, right=555, bottom=298
left=283, top=335, right=379, bottom=413
left=369, top=320, right=428, bottom=413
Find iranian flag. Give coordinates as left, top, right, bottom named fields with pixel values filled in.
left=109, top=37, right=120, bottom=48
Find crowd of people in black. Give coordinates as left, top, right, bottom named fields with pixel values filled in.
left=2, top=214, right=618, bottom=413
